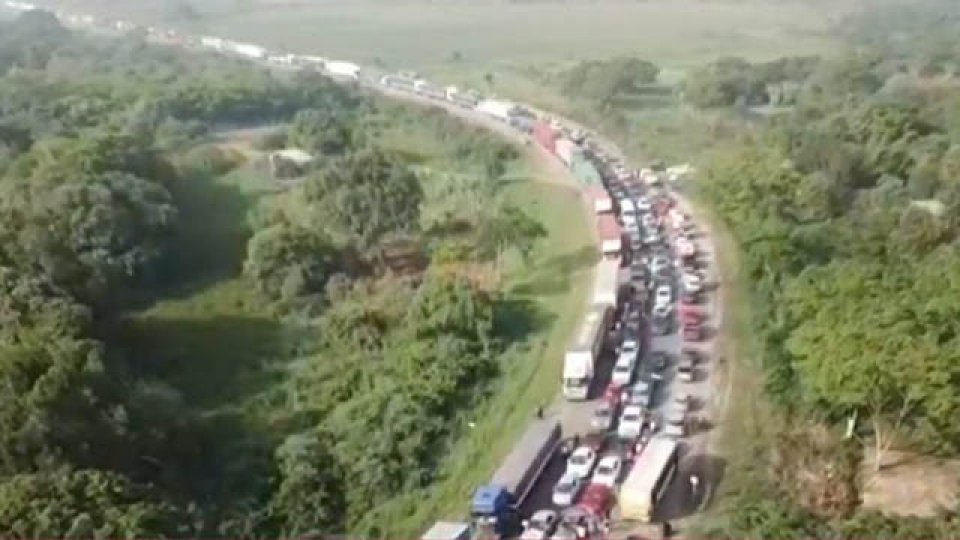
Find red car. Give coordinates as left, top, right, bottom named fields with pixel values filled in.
left=682, top=322, right=704, bottom=341
left=679, top=306, right=705, bottom=326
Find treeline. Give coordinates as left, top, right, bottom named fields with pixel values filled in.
left=0, top=10, right=544, bottom=538
left=697, top=41, right=960, bottom=537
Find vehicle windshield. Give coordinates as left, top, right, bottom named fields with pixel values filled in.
left=623, top=414, right=640, bottom=422
left=570, top=454, right=588, bottom=465
left=556, top=481, right=573, bottom=493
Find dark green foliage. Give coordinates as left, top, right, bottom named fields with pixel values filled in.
left=559, top=57, right=660, bottom=105
left=682, top=55, right=821, bottom=108
left=700, top=45, right=960, bottom=456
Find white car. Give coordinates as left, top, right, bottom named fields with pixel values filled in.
left=654, top=285, right=672, bottom=307
left=650, top=256, right=670, bottom=275
left=652, top=303, right=672, bottom=320
left=636, top=197, right=652, bottom=212
left=566, top=446, right=598, bottom=479
left=591, top=455, right=623, bottom=487
left=521, top=509, right=560, bottom=540
left=625, top=381, right=654, bottom=408
left=622, top=213, right=637, bottom=228
left=665, top=409, right=686, bottom=438
left=611, top=353, right=636, bottom=386
left=683, top=273, right=703, bottom=293
left=591, top=405, right=616, bottom=432
left=619, top=199, right=637, bottom=217
left=621, top=335, right=640, bottom=357
left=617, top=405, right=645, bottom=440
left=552, top=472, right=585, bottom=507
left=675, top=391, right=691, bottom=412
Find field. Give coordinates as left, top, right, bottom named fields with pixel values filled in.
left=116, top=112, right=594, bottom=531
left=54, top=0, right=854, bottom=74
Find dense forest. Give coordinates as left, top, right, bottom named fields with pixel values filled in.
left=0, top=10, right=547, bottom=537
left=686, top=4, right=960, bottom=537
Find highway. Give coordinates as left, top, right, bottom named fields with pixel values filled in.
left=9, top=3, right=730, bottom=533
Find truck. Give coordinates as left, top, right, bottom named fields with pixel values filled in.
left=423, top=521, right=471, bottom=540
left=597, top=214, right=622, bottom=257
left=563, top=305, right=613, bottom=400
left=446, top=86, right=480, bottom=109
left=472, top=416, right=562, bottom=538
left=324, top=60, right=361, bottom=80
left=414, top=79, right=447, bottom=100
left=476, top=99, right=519, bottom=122
left=591, top=258, right=621, bottom=309
left=533, top=120, right=559, bottom=154
left=554, top=138, right=577, bottom=167
left=619, top=437, right=679, bottom=522
left=586, top=186, right=613, bottom=214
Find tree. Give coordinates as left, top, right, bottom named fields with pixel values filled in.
left=299, top=149, right=423, bottom=249
left=288, top=108, right=354, bottom=156
left=0, top=468, right=182, bottom=537
left=244, top=221, right=345, bottom=305
left=268, top=431, right=346, bottom=535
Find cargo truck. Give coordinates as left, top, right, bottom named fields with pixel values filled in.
left=619, top=437, right=679, bottom=522
left=533, top=121, right=559, bottom=153
left=592, top=258, right=621, bottom=309
left=586, top=186, right=613, bottom=214
left=445, top=87, right=481, bottom=109
left=414, top=79, right=447, bottom=100
left=597, top=214, right=622, bottom=257
left=555, top=138, right=577, bottom=167
left=423, top=521, right=471, bottom=540
left=563, top=305, right=613, bottom=400
left=472, top=416, right=562, bottom=538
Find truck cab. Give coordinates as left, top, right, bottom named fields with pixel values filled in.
left=472, top=485, right=519, bottom=538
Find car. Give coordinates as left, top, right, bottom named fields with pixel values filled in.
left=620, top=334, right=640, bottom=357
left=591, top=404, right=616, bottom=433
left=648, top=351, right=670, bottom=372
left=624, top=381, right=653, bottom=408
left=654, top=285, right=672, bottom=307
left=636, top=197, right=652, bottom=212
left=591, top=455, right=623, bottom=487
left=521, top=509, right=560, bottom=540
left=683, top=273, right=703, bottom=293
left=611, top=353, right=636, bottom=386
left=650, top=256, right=671, bottom=275
left=682, top=322, right=703, bottom=341
left=552, top=472, right=586, bottom=507
left=678, top=353, right=696, bottom=382
left=566, top=446, right=598, bottom=479
left=629, top=263, right=646, bottom=283
left=617, top=405, right=646, bottom=440
left=652, top=302, right=672, bottom=320
left=650, top=315, right=671, bottom=336
left=665, top=409, right=686, bottom=438
left=675, top=391, right=691, bottom=412
left=622, top=213, right=637, bottom=228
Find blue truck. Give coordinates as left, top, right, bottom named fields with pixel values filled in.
left=470, top=415, right=562, bottom=538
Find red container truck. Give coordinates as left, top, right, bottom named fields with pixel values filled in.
left=532, top=120, right=559, bottom=154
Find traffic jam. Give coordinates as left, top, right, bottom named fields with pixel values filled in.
left=435, top=120, right=717, bottom=540
left=0, top=4, right=717, bottom=537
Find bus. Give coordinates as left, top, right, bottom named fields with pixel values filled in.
left=619, top=436, right=679, bottom=522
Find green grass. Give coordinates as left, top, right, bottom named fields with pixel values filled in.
left=388, top=169, right=595, bottom=537
left=69, top=0, right=845, bottom=74
left=116, top=123, right=595, bottom=530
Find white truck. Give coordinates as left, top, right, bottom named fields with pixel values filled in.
left=591, top=258, right=621, bottom=309
left=563, top=305, right=613, bottom=401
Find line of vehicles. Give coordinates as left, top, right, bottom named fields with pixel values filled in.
left=3, top=3, right=708, bottom=539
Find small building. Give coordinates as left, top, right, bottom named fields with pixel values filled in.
left=269, top=148, right=315, bottom=179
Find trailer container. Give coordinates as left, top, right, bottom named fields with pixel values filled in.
left=476, top=99, right=519, bottom=122
left=563, top=305, right=613, bottom=400
left=586, top=186, right=613, bottom=214
left=571, top=153, right=602, bottom=186
left=325, top=61, right=361, bottom=80
left=472, top=416, right=561, bottom=537
left=620, top=437, right=679, bottom=522
left=422, top=522, right=471, bottom=540
left=532, top=121, right=559, bottom=154
left=445, top=86, right=480, bottom=109
left=381, top=73, right=417, bottom=91
left=414, top=80, right=447, bottom=100
left=592, top=258, right=621, bottom=308
left=597, top=214, right=622, bottom=256
left=555, top=138, right=577, bottom=167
